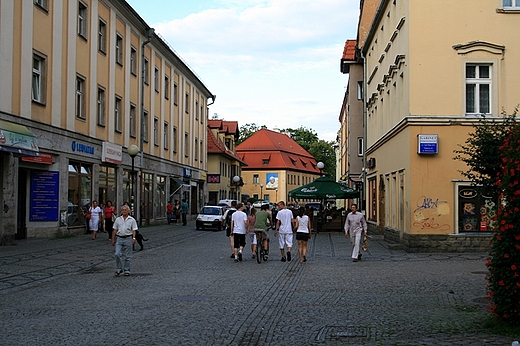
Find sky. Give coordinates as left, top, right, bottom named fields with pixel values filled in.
left=126, top=0, right=360, bottom=142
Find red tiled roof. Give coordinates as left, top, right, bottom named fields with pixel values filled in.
left=342, top=39, right=357, bottom=61
left=207, top=128, right=247, bottom=165
left=208, top=119, right=239, bottom=138
left=236, top=129, right=319, bottom=173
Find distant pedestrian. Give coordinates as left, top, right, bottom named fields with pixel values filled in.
left=112, top=204, right=138, bottom=276
left=275, top=201, right=295, bottom=262
left=166, top=201, right=174, bottom=225
left=104, top=200, right=116, bottom=241
left=294, top=207, right=312, bottom=263
left=223, top=200, right=238, bottom=258
left=181, top=199, right=189, bottom=226
left=230, top=202, right=249, bottom=262
left=247, top=208, right=257, bottom=258
left=174, top=200, right=181, bottom=224
left=344, top=204, right=367, bottom=262
left=88, top=200, right=103, bottom=240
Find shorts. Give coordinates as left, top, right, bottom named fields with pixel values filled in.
left=254, top=228, right=269, bottom=239
left=233, top=233, right=246, bottom=249
left=248, top=232, right=257, bottom=245
left=226, top=226, right=232, bottom=237
left=277, top=233, right=293, bottom=249
left=296, top=232, right=310, bottom=241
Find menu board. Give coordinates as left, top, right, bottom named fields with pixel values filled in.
left=30, top=171, right=59, bottom=221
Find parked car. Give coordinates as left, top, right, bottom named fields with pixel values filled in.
left=253, top=200, right=270, bottom=208
left=196, top=206, right=225, bottom=231
left=218, top=199, right=238, bottom=210
left=305, top=202, right=323, bottom=211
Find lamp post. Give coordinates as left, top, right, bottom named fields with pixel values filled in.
left=128, top=144, right=139, bottom=215
left=233, top=175, right=240, bottom=200
left=275, top=188, right=278, bottom=202
left=317, top=161, right=325, bottom=176
left=260, top=183, right=264, bottom=201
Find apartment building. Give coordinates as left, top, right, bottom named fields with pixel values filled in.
left=0, top=0, right=214, bottom=242
left=342, top=0, right=520, bottom=250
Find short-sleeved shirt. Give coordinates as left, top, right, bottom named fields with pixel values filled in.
left=254, top=210, right=271, bottom=230
left=296, top=215, right=310, bottom=233
left=231, top=210, right=248, bottom=234
left=113, top=215, right=138, bottom=236
left=276, top=208, right=294, bottom=234
left=181, top=202, right=188, bottom=213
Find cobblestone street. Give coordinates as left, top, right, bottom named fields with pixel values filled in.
left=0, top=223, right=516, bottom=345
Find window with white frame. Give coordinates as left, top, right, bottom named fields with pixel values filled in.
left=164, top=122, right=169, bottom=149
left=32, top=54, right=46, bottom=103
left=200, top=140, right=203, bottom=162
left=195, top=100, right=199, bottom=120
left=130, top=47, right=137, bottom=76
left=164, top=75, right=169, bottom=98
left=153, top=117, right=159, bottom=146
left=75, top=75, right=86, bottom=119
left=34, top=0, right=48, bottom=11
left=98, top=19, right=106, bottom=53
left=253, top=174, right=259, bottom=184
left=143, top=111, right=149, bottom=142
left=78, top=2, right=87, bottom=38
left=144, top=58, right=149, bottom=84
left=130, top=104, right=137, bottom=138
left=466, top=64, right=491, bottom=115
left=503, top=0, right=520, bottom=8
left=173, top=127, right=177, bottom=152
left=97, top=87, right=106, bottom=126
left=154, top=67, right=159, bottom=92
left=194, top=138, right=198, bottom=161
left=174, top=83, right=178, bottom=105
left=114, top=96, right=122, bottom=132
left=357, top=81, right=363, bottom=100
left=184, top=132, right=189, bottom=157
left=357, top=137, right=363, bottom=156
left=185, top=92, right=189, bottom=113
left=116, top=34, right=123, bottom=65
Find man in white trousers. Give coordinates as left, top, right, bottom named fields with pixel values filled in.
left=344, top=204, right=367, bottom=262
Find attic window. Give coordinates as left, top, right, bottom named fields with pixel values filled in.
left=289, top=156, right=297, bottom=163
left=262, top=159, right=269, bottom=165
left=300, top=158, right=307, bottom=167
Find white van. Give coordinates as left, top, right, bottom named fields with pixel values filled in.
left=218, top=199, right=238, bottom=210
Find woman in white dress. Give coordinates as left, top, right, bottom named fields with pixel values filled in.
left=89, top=200, right=103, bottom=240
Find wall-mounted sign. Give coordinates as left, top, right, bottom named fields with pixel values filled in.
left=22, top=152, right=53, bottom=164
left=207, top=174, right=220, bottom=183
left=71, top=141, right=95, bottom=155
left=183, top=168, right=192, bottom=178
left=30, top=170, right=59, bottom=221
left=102, top=142, right=122, bottom=165
left=418, top=134, right=438, bottom=154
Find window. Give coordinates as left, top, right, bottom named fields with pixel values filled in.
left=200, top=140, right=203, bottom=162
left=143, top=58, right=149, bottom=84
left=253, top=174, right=259, bottom=184
left=116, top=34, right=123, bottom=65
left=154, top=67, right=159, bottom=92
left=153, top=117, right=159, bottom=146
left=184, top=132, right=189, bottom=157
left=357, top=137, right=364, bottom=156
left=173, top=127, right=177, bottom=152
left=78, top=2, right=87, bottom=38
left=34, top=0, right=48, bottom=11
left=164, top=122, right=169, bottom=149
left=32, top=54, right=46, bottom=103
left=143, top=111, right=149, bottom=142
left=114, top=96, right=122, bottom=132
left=195, top=101, right=199, bottom=120
left=75, top=75, right=86, bottom=119
left=98, top=19, right=106, bottom=53
left=466, top=64, right=491, bottom=115
left=185, top=93, right=189, bottom=113
left=504, top=0, right=520, bottom=8
left=130, top=47, right=137, bottom=75
left=174, top=83, right=178, bottom=105
left=97, top=87, right=106, bottom=126
left=194, top=138, right=198, bottom=161
left=130, top=104, right=137, bottom=138
left=357, top=81, right=363, bottom=100
left=164, top=75, right=169, bottom=98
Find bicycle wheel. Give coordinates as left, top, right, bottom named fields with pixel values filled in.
left=256, top=237, right=262, bottom=264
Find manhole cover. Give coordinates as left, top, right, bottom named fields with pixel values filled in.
left=316, top=326, right=372, bottom=342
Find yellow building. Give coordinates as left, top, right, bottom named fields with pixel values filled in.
left=342, top=0, right=520, bottom=250
left=0, top=0, right=214, bottom=242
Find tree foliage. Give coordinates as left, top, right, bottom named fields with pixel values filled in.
left=455, top=110, right=520, bottom=323
left=282, top=127, right=319, bottom=152
left=236, top=123, right=266, bottom=145
left=309, top=140, right=336, bottom=180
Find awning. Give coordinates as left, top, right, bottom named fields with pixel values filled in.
left=170, top=178, right=191, bottom=197
left=0, top=119, right=39, bottom=157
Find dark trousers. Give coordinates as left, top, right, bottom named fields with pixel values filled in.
left=182, top=212, right=187, bottom=225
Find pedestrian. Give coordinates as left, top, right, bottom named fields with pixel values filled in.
left=274, top=201, right=296, bottom=262
left=222, top=200, right=238, bottom=258
left=294, top=207, right=312, bottom=263
left=88, top=200, right=103, bottom=240
left=254, top=203, right=272, bottom=261
left=181, top=199, right=189, bottom=226
left=112, top=204, right=138, bottom=276
left=344, top=203, right=367, bottom=262
left=104, top=200, right=116, bottom=241
left=166, top=201, right=174, bottom=225
left=230, top=202, right=249, bottom=262
left=247, top=207, right=257, bottom=258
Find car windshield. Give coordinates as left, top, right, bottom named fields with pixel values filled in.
left=202, top=207, right=220, bottom=215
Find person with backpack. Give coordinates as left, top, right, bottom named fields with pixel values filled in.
left=222, top=200, right=237, bottom=259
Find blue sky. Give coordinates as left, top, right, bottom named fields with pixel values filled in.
left=126, top=0, right=360, bottom=141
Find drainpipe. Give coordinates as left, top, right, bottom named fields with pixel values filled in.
left=361, top=50, right=367, bottom=215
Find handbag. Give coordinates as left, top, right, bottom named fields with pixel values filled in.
left=112, top=214, right=117, bottom=222
left=86, top=209, right=92, bottom=219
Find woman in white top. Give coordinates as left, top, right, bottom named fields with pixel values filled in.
left=88, top=200, right=103, bottom=240
left=294, top=207, right=312, bottom=263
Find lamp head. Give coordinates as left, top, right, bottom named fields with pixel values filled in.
left=317, top=162, right=325, bottom=170
left=128, top=144, right=139, bottom=158
left=233, top=176, right=240, bottom=183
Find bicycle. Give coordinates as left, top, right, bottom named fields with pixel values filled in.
left=255, top=229, right=269, bottom=264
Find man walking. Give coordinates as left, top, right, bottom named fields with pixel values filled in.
left=275, top=201, right=295, bottom=262
left=112, top=204, right=138, bottom=276
left=181, top=199, right=188, bottom=226
left=344, top=203, right=367, bottom=262
left=230, top=203, right=249, bottom=262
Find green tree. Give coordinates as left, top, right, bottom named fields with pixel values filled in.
left=237, top=123, right=266, bottom=145
left=309, top=140, right=336, bottom=180
left=282, top=126, right=319, bottom=152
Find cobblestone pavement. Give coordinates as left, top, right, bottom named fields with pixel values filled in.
left=0, top=223, right=517, bottom=345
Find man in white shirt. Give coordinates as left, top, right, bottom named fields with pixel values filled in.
left=230, top=203, right=249, bottom=262
left=275, top=201, right=296, bottom=262
left=112, top=204, right=138, bottom=276
left=344, top=203, right=367, bottom=262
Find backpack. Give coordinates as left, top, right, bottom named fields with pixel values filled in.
left=225, top=209, right=236, bottom=230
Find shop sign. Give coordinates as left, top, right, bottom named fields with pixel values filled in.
left=30, top=170, right=59, bottom=221
left=22, top=152, right=53, bottom=164
left=459, top=188, right=478, bottom=198
left=71, top=141, right=95, bottom=155
left=417, top=134, right=438, bottom=154
left=102, top=142, right=122, bottom=165
left=183, top=167, right=192, bottom=178
left=207, top=174, right=220, bottom=183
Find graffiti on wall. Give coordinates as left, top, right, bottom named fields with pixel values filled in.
left=413, top=196, right=450, bottom=231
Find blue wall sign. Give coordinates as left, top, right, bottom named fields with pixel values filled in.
left=418, top=134, right=438, bottom=154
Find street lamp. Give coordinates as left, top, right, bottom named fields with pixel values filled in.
left=128, top=144, right=139, bottom=215
left=260, top=183, right=264, bottom=201
left=233, top=176, right=241, bottom=200
left=275, top=188, right=278, bottom=202
left=317, top=161, right=325, bottom=176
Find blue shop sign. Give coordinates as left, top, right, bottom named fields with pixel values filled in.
left=71, top=141, right=95, bottom=155
left=183, top=168, right=192, bottom=178
left=418, top=134, right=438, bottom=155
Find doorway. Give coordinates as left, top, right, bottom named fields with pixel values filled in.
left=16, top=169, right=28, bottom=239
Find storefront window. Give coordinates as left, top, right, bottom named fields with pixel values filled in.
left=155, top=175, right=166, bottom=218
left=99, top=165, right=116, bottom=207
left=123, top=169, right=130, bottom=206
left=67, top=161, right=92, bottom=227
left=458, top=186, right=497, bottom=232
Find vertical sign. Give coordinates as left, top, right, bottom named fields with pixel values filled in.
left=30, top=171, right=59, bottom=221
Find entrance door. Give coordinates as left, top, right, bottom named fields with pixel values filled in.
left=16, top=169, right=27, bottom=239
